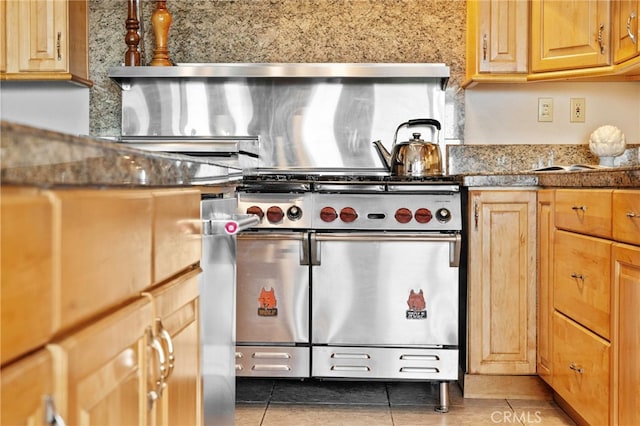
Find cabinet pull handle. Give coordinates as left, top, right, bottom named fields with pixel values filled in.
left=569, top=362, right=584, bottom=374
left=157, top=320, right=175, bottom=380
left=571, top=205, right=587, bottom=212
left=474, top=201, right=479, bottom=230
left=598, top=24, right=605, bottom=54
left=628, top=11, right=637, bottom=45
left=627, top=211, right=639, bottom=218
left=56, top=32, right=62, bottom=60
left=45, top=395, right=67, bottom=426
left=570, top=272, right=585, bottom=282
left=148, top=330, right=167, bottom=406
left=482, top=34, right=487, bottom=61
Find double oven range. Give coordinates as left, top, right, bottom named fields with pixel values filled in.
left=235, top=169, right=462, bottom=412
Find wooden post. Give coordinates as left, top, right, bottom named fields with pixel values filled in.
left=124, top=0, right=141, bottom=66
left=150, top=0, right=172, bottom=66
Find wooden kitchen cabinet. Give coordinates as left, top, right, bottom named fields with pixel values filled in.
left=541, top=188, right=639, bottom=425
left=465, top=0, right=529, bottom=84
left=0, top=186, right=202, bottom=425
left=536, top=189, right=554, bottom=385
left=531, top=0, right=611, bottom=73
left=613, top=0, right=640, bottom=64
left=467, top=189, right=537, bottom=375
left=1, top=0, right=91, bottom=86
left=612, top=242, right=640, bottom=426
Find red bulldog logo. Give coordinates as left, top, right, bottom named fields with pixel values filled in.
left=258, top=287, right=278, bottom=317
left=406, top=289, right=427, bottom=319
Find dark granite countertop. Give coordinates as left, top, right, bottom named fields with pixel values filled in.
left=0, top=121, right=241, bottom=188
left=461, top=166, right=640, bottom=188
left=2, top=121, right=638, bottom=189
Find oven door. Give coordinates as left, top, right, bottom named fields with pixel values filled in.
left=236, top=231, right=311, bottom=377
left=236, top=232, right=310, bottom=344
left=311, top=232, right=461, bottom=347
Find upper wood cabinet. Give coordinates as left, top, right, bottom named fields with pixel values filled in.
left=467, top=189, right=537, bottom=375
left=612, top=0, right=640, bottom=64
left=531, top=0, right=611, bottom=72
left=1, top=0, right=91, bottom=86
left=466, top=0, right=529, bottom=83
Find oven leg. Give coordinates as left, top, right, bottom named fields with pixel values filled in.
left=435, top=381, right=450, bottom=413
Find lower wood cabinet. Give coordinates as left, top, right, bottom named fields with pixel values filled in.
left=467, top=189, right=537, bottom=375
left=539, top=188, right=640, bottom=425
left=0, top=186, right=202, bottom=425
left=613, top=243, right=640, bottom=426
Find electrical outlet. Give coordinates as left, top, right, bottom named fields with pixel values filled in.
left=570, top=98, right=586, bottom=123
left=538, top=98, right=553, bottom=122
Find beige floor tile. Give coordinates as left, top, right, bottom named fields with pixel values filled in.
left=261, top=404, right=393, bottom=426
left=235, top=403, right=267, bottom=426
left=391, top=405, right=521, bottom=426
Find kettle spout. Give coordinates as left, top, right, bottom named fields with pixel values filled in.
left=372, top=140, right=391, bottom=170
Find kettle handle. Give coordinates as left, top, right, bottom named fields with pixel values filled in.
left=393, top=118, right=441, bottom=146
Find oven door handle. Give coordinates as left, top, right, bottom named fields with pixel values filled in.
left=202, top=214, right=260, bottom=235
left=312, top=233, right=461, bottom=267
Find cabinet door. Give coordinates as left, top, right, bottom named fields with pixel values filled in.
left=467, top=190, right=537, bottom=374
left=49, top=298, right=152, bottom=425
left=531, top=0, right=611, bottom=72
left=613, top=0, right=640, bottom=64
left=146, top=268, right=202, bottom=426
left=478, top=0, right=528, bottom=73
left=5, top=0, right=68, bottom=73
left=0, top=350, right=56, bottom=426
left=613, top=243, right=640, bottom=426
left=537, top=190, right=554, bottom=385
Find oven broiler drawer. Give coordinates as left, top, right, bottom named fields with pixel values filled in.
left=235, top=346, right=310, bottom=378
left=311, top=346, right=458, bottom=380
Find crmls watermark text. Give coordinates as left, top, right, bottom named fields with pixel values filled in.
left=491, top=410, right=542, bottom=424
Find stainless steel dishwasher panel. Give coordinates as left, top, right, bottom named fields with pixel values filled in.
left=311, top=233, right=460, bottom=347
left=236, top=232, right=310, bottom=344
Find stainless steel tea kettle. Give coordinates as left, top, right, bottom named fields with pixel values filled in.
left=373, top=118, right=443, bottom=176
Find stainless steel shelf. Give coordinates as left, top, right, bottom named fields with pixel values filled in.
left=108, top=63, right=450, bottom=88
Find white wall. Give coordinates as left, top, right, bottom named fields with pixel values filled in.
left=464, top=82, right=640, bottom=145
left=0, top=82, right=90, bottom=136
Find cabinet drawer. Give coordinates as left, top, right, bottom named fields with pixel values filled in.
left=53, top=190, right=153, bottom=333
left=1, top=188, right=54, bottom=365
left=152, top=189, right=201, bottom=284
left=553, top=311, right=610, bottom=426
left=554, top=230, right=612, bottom=339
left=613, top=190, right=640, bottom=246
left=555, top=189, right=612, bottom=238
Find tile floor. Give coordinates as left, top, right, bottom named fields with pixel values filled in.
left=235, top=379, right=576, bottom=425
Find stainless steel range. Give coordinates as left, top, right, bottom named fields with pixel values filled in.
left=235, top=171, right=462, bottom=412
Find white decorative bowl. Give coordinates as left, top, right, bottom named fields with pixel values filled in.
left=589, top=125, right=626, bottom=166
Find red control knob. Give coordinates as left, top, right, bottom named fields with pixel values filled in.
left=320, top=206, right=338, bottom=222
left=340, top=207, right=358, bottom=223
left=414, top=208, right=433, bottom=224
left=246, top=205, right=264, bottom=220
left=395, top=208, right=413, bottom=224
left=266, top=206, right=284, bottom=223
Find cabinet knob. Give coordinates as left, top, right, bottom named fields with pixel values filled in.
left=569, top=362, right=584, bottom=374
left=627, top=211, right=639, bottom=218
left=628, top=11, right=637, bottom=45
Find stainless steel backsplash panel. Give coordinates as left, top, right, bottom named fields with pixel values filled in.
left=118, top=65, right=448, bottom=169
